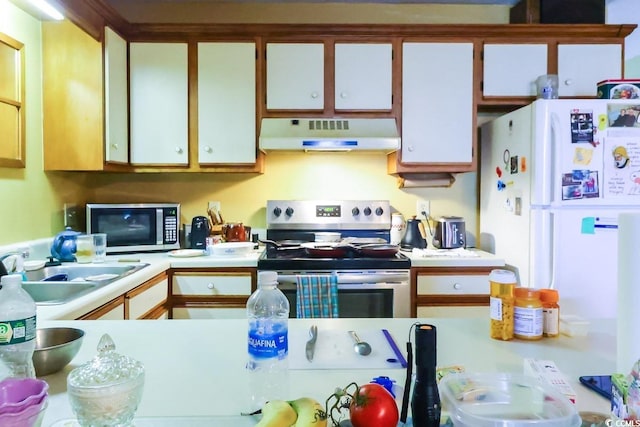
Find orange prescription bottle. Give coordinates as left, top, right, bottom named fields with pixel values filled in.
left=489, top=269, right=517, bottom=341
left=539, top=289, right=560, bottom=337
left=514, top=288, right=543, bottom=340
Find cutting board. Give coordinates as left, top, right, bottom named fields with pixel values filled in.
left=289, top=328, right=405, bottom=370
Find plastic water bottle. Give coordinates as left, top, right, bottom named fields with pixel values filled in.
left=0, top=274, right=37, bottom=379
left=246, top=271, right=289, bottom=411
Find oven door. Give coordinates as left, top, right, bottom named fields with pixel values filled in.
left=274, top=271, right=410, bottom=318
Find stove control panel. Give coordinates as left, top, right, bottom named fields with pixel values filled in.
left=267, top=200, right=391, bottom=230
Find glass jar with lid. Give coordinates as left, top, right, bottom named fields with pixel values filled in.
left=489, top=269, right=517, bottom=341
left=67, top=334, right=145, bottom=427
left=514, top=288, right=543, bottom=340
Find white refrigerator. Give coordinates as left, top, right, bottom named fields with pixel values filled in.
left=480, top=98, right=640, bottom=319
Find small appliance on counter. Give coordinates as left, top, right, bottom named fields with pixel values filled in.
left=432, top=216, right=466, bottom=249
left=86, top=203, right=180, bottom=253
left=400, top=216, right=427, bottom=250
left=190, top=216, right=210, bottom=250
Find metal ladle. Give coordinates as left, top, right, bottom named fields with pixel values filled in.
left=348, top=331, right=372, bottom=356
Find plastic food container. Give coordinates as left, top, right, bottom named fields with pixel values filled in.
left=210, top=242, right=254, bottom=257
left=439, top=372, right=581, bottom=427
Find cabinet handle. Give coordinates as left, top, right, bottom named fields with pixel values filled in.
left=340, top=91, right=348, bottom=99
left=204, top=146, right=213, bottom=153
left=407, top=145, right=414, bottom=152
left=453, top=283, right=462, bottom=290
left=175, top=147, right=184, bottom=154
left=564, top=79, right=573, bottom=86
left=111, top=143, right=118, bottom=150
left=311, top=91, right=319, bottom=99
left=207, top=283, right=214, bottom=290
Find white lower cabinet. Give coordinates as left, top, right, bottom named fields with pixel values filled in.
left=126, top=276, right=169, bottom=319
left=414, top=269, right=493, bottom=318
left=171, top=271, right=254, bottom=319
left=94, top=300, right=125, bottom=320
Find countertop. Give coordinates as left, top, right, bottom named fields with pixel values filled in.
left=35, top=247, right=504, bottom=321
left=38, top=317, right=614, bottom=426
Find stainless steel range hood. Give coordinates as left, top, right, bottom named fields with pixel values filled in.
left=259, top=118, right=400, bottom=152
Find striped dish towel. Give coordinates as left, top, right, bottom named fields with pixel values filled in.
left=296, top=275, right=339, bottom=318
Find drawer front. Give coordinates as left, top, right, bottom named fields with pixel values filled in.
left=97, top=303, right=125, bottom=320
left=173, top=274, right=252, bottom=296
left=172, top=307, right=247, bottom=319
left=128, top=278, right=168, bottom=319
left=417, top=274, right=488, bottom=295
left=417, top=306, right=488, bottom=318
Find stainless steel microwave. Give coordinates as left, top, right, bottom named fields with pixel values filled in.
left=86, top=203, right=180, bottom=253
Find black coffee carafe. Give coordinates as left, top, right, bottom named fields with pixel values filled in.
left=190, top=216, right=210, bottom=250
left=400, top=216, right=427, bottom=249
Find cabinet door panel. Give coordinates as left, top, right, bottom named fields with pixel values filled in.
left=130, top=42, right=188, bottom=164
left=198, top=42, right=256, bottom=164
left=104, top=27, right=128, bottom=164
left=402, top=43, right=473, bottom=163
left=483, top=44, right=548, bottom=96
left=335, top=43, right=392, bottom=110
left=266, top=43, right=324, bottom=110
left=558, top=44, right=621, bottom=97
left=127, top=278, right=168, bottom=319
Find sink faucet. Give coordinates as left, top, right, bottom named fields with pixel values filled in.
left=0, top=248, right=30, bottom=274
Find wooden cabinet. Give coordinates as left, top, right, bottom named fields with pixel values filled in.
left=129, top=42, right=189, bottom=165
left=413, top=267, right=494, bottom=318
left=198, top=42, right=256, bottom=164
left=400, top=42, right=474, bottom=167
left=42, top=22, right=130, bottom=171
left=104, top=27, right=129, bottom=163
left=170, top=269, right=256, bottom=319
left=125, top=273, right=169, bottom=319
left=557, top=44, right=622, bottom=97
left=481, top=42, right=622, bottom=100
left=266, top=43, right=324, bottom=110
left=482, top=43, right=548, bottom=97
left=77, top=272, right=168, bottom=320
left=265, top=42, right=392, bottom=112
left=334, top=43, right=392, bottom=111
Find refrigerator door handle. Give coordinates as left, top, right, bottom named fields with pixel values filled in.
left=531, top=209, right=555, bottom=289
left=546, top=112, right=562, bottom=205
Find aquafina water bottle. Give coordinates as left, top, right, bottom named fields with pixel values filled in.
left=246, top=271, right=290, bottom=411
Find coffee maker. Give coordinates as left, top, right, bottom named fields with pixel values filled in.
left=190, top=216, right=210, bottom=250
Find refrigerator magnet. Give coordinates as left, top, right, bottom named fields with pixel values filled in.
left=570, top=110, right=594, bottom=145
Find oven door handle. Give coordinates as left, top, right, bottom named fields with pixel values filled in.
left=275, top=272, right=409, bottom=285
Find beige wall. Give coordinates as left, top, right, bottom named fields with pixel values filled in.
left=0, top=1, right=89, bottom=245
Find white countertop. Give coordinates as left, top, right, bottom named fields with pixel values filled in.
left=35, top=247, right=504, bottom=321
left=38, top=317, right=614, bottom=426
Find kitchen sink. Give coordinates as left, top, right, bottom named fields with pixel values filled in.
left=22, top=263, right=150, bottom=305
left=22, top=282, right=101, bottom=305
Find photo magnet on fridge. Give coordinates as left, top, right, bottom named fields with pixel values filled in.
left=608, top=104, right=640, bottom=128
left=570, top=109, right=594, bottom=144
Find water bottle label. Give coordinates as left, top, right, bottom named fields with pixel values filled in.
left=248, top=329, right=288, bottom=359
left=0, top=316, right=36, bottom=346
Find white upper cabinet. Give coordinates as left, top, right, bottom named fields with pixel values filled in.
left=482, top=44, right=548, bottom=97
left=198, top=42, right=256, bottom=164
left=402, top=42, right=474, bottom=164
left=104, top=27, right=128, bottom=164
left=557, top=44, right=622, bottom=97
left=129, top=42, right=189, bottom=165
left=334, top=43, right=392, bottom=110
left=266, top=43, right=324, bottom=110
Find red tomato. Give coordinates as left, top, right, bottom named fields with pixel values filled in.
left=349, top=383, right=399, bottom=427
